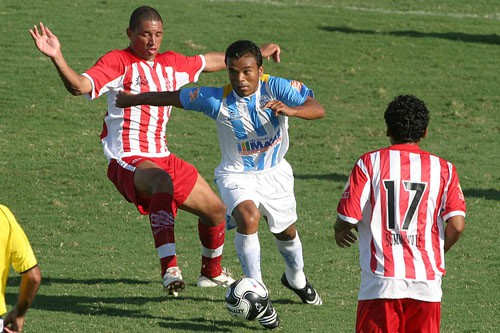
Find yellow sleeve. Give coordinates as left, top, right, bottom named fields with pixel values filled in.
left=0, top=205, right=38, bottom=273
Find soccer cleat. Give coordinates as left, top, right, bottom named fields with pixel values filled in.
left=258, top=301, right=280, bottom=329
left=162, top=267, right=185, bottom=297
left=281, top=273, right=322, bottom=305
left=197, top=267, right=235, bottom=287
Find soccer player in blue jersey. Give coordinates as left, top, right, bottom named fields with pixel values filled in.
left=116, top=40, right=325, bottom=329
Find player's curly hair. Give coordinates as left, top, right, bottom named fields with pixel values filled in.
left=225, top=40, right=263, bottom=67
left=384, top=95, right=430, bottom=143
left=129, top=6, right=163, bottom=32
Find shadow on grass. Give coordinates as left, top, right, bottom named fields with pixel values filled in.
left=7, top=276, right=155, bottom=287
left=320, top=26, right=500, bottom=45
left=294, top=172, right=348, bottom=183
left=294, top=174, right=499, bottom=201
left=463, top=188, right=500, bottom=201
left=5, top=283, right=242, bottom=332
left=12, top=293, right=243, bottom=331
left=158, top=317, right=252, bottom=332
left=6, top=292, right=165, bottom=317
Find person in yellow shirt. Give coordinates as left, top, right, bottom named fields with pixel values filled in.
left=0, top=205, right=41, bottom=333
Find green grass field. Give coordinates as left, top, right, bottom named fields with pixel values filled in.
left=1, top=0, right=499, bottom=332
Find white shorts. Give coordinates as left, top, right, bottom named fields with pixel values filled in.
left=215, top=160, right=297, bottom=233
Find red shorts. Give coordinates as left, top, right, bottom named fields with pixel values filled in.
left=356, top=299, right=441, bottom=333
left=107, top=154, right=198, bottom=215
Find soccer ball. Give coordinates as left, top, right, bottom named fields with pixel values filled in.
left=224, top=278, right=269, bottom=321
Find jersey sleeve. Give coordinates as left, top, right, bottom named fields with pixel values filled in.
left=179, top=86, right=223, bottom=120
left=0, top=206, right=38, bottom=274
left=83, top=50, right=126, bottom=100
left=337, top=157, right=371, bottom=224
left=442, top=163, right=467, bottom=221
left=265, top=75, right=313, bottom=106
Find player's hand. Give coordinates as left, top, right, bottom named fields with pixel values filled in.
left=335, top=229, right=358, bottom=248
left=29, top=22, right=61, bottom=58
left=260, top=43, right=281, bottom=63
left=3, top=311, right=24, bottom=333
left=3, top=326, right=19, bottom=333
left=264, top=100, right=294, bottom=117
left=115, top=90, right=135, bottom=108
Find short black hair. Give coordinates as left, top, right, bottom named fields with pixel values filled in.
left=384, top=95, right=430, bottom=143
left=129, top=6, right=163, bottom=31
left=225, top=40, right=262, bottom=67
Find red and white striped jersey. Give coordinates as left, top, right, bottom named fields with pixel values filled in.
left=337, top=144, right=466, bottom=301
left=82, top=48, right=205, bottom=161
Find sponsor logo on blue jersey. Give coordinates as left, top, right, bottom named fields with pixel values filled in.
left=237, top=130, right=282, bottom=155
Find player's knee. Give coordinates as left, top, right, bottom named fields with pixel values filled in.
left=135, top=167, right=173, bottom=195
left=274, top=224, right=297, bottom=241
left=149, top=170, right=173, bottom=194
left=232, top=202, right=260, bottom=232
left=212, top=200, right=227, bottom=223
left=241, top=210, right=261, bottom=229
left=198, top=197, right=226, bottom=226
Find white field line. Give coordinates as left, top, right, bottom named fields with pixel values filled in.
left=205, top=0, right=500, bottom=21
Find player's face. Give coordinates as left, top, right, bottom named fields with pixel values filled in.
left=127, top=19, right=163, bottom=61
left=227, top=55, right=263, bottom=97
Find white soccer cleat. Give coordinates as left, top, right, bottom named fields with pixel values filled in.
left=162, top=266, right=185, bottom=297
left=197, top=267, right=235, bottom=287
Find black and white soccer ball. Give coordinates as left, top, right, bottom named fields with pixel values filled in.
left=224, top=278, right=269, bottom=321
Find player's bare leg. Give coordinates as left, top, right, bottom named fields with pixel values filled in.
left=180, top=174, right=225, bottom=226
left=134, top=160, right=174, bottom=194
left=233, top=200, right=261, bottom=234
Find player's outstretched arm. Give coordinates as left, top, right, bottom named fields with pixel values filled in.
left=334, top=217, right=358, bottom=248
left=264, top=96, right=325, bottom=120
left=29, top=22, right=91, bottom=96
left=116, top=91, right=183, bottom=109
left=202, top=43, right=281, bottom=72
left=202, top=52, right=226, bottom=72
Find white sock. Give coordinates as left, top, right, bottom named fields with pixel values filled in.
left=275, top=233, right=306, bottom=289
left=235, top=232, right=262, bottom=282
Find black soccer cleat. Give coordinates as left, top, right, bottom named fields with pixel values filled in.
left=258, top=301, right=280, bottom=329
left=281, top=273, right=322, bottom=305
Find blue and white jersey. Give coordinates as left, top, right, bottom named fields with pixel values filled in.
left=179, top=74, right=313, bottom=174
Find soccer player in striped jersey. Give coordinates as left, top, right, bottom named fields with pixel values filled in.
left=335, top=95, right=466, bottom=332
left=29, top=6, right=281, bottom=297
left=116, top=40, right=325, bottom=329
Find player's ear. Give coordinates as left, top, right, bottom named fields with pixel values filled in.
left=126, top=27, right=133, bottom=40
left=258, top=65, right=264, bottom=77
left=387, top=128, right=397, bottom=144
left=423, top=128, right=428, bottom=139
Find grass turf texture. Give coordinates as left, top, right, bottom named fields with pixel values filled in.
left=1, top=0, right=499, bottom=332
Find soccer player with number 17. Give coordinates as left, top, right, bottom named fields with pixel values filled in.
left=334, top=95, right=466, bottom=332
